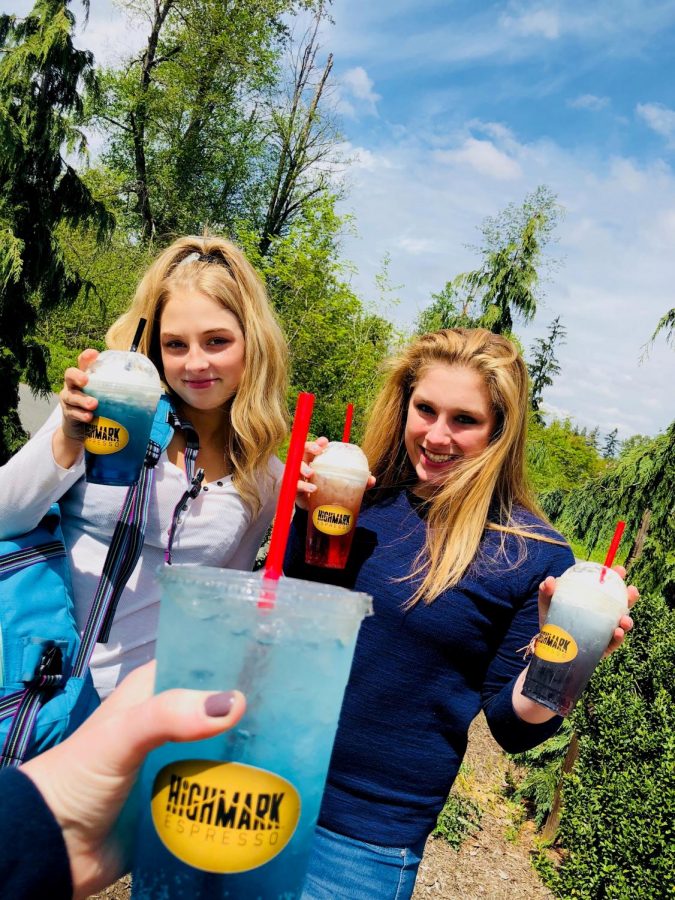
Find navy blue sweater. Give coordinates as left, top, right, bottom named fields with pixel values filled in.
left=0, top=767, right=72, bottom=898
left=284, top=489, right=574, bottom=845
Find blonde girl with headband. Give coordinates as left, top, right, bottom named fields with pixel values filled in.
left=285, top=328, right=638, bottom=900
left=0, top=236, right=289, bottom=698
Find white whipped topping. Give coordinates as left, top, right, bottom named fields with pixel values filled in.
left=557, top=561, right=628, bottom=607
left=311, top=441, right=370, bottom=479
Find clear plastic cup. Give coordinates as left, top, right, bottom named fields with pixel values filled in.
left=82, top=350, right=163, bottom=486
left=130, top=566, right=371, bottom=899
left=305, top=441, right=370, bottom=569
left=522, top=562, right=628, bottom=715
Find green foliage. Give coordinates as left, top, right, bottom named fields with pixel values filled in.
left=508, top=720, right=574, bottom=829
left=534, top=590, right=675, bottom=898
left=528, top=315, right=566, bottom=418
left=647, top=306, right=675, bottom=351
left=528, top=417, right=604, bottom=495
left=542, top=423, right=675, bottom=601
left=37, top=222, right=152, bottom=387
left=432, top=792, right=483, bottom=850
left=601, top=427, right=620, bottom=459
left=93, top=0, right=324, bottom=242
left=0, top=0, right=113, bottom=461
left=240, top=196, right=398, bottom=440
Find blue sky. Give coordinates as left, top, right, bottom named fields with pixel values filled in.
left=7, top=0, right=675, bottom=439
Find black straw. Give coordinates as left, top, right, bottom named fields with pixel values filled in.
left=130, top=318, right=147, bottom=352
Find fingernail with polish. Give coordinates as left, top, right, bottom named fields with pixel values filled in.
left=204, top=691, right=236, bottom=718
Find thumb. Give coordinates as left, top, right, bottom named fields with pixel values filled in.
left=71, top=688, right=247, bottom=776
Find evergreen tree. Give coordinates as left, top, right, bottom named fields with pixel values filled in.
left=455, top=186, right=561, bottom=335
left=0, top=0, right=112, bottom=463
left=415, top=186, right=562, bottom=338
left=648, top=306, right=675, bottom=350
left=527, top=314, right=566, bottom=419
left=586, top=425, right=600, bottom=452
left=602, top=427, right=620, bottom=459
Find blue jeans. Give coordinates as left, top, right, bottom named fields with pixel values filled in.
left=300, top=825, right=427, bottom=900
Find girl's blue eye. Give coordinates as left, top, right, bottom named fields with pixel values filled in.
left=416, top=403, right=435, bottom=414
left=456, top=415, right=477, bottom=425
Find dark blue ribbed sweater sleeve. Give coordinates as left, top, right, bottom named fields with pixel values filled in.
left=0, top=767, right=72, bottom=899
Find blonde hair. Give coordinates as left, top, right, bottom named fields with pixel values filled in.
left=362, top=328, right=566, bottom=605
left=106, top=235, right=288, bottom=515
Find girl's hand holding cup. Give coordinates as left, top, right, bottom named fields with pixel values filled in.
left=296, top=437, right=329, bottom=511
left=537, top=565, right=638, bottom=658
left=54, top=349, right=100, bottom=467
left=296, top=437, right=376, bottom=512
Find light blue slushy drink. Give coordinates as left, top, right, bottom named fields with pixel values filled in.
left=83, top=350, right=162, bottom=486
left=130, top=566, right=371, bottom=899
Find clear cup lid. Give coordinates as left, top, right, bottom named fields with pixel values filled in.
left=85, top=350, right=162, bottom=394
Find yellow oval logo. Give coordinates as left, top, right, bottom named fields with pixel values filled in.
left=312, top=505, right=354, bottom=536
left=150, top=760, right=301, bottom=873
left=534, top=625, right=578, bottom=663
left=84, top=417, right=129, bottom=455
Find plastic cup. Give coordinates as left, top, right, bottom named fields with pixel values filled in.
left=522, top=562, right=628, bottom=716
left=130, top=566, right=371, bottom=899
left=305, top=441, right=370, bottom=569
left=82, top=350, right=163, bottom=486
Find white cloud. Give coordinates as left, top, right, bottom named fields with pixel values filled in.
left=335, top=128, right=675, bottom=438
left=636, top=102, right=675, bottom=144
left=395, top=236, right=443, bottom=255
left=434, top=138, right=522, bottom=181
left=339, top=142, right=395, bottom=172
left=501, top=7, right=561, bottom=40
left=338, top=67, right=381, bottom=117
left=568, top=94, right=610, bottom=111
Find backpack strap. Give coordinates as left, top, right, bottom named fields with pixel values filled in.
left=1, top=396, right=193, bottom=766
left=72, top=439, right=162, bottom=675
left=0, top=645, right=64, bottom=768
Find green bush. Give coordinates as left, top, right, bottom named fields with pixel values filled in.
left=432, top=792, right=483, bottom=850
left=534, top=590, right=675, bottom=899
left=508, top=719, right=574, bottom=829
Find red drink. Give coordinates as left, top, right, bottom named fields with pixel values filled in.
left=305, top=442, right=370, bottom=570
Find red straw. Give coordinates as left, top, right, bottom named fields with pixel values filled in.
left=600, top=520, right=625, bottom=582
left=262, top=392, right=315, bottom=595
left=342, top=403, right=354, bottom=443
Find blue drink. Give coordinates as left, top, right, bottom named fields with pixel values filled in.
left=130, top=566, right=371, bottom=899
left=83, top=350, right=162, bottom=486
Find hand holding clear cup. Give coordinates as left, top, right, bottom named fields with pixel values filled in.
left=537, top=566, right=637, bottom=658
left=297, top=424, right=376, bottom=570
left=524, top=522, right=639, bottom=716
left=58, top=348, right=101, bottom=443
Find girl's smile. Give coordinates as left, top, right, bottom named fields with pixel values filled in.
left=404, top=363, right=497, bottom=490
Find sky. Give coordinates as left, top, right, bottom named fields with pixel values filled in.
left=8, top=0, right=675, bottom=440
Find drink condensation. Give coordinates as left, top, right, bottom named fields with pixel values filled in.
left=305, top=441, right=370, bottom=569
left=522, top=562, right=628, bottom=716
left=130, top=566, right=371, bottom=899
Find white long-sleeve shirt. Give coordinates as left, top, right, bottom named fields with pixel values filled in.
left=0, top=408, right=283, bottom=697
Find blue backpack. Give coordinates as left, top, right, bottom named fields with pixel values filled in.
left=0, top=396, right=175, bottom=767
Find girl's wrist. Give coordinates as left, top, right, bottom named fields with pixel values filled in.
left=52, top=427, right=84, bottom=470
left=511, top=667, right=559, bottom=724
